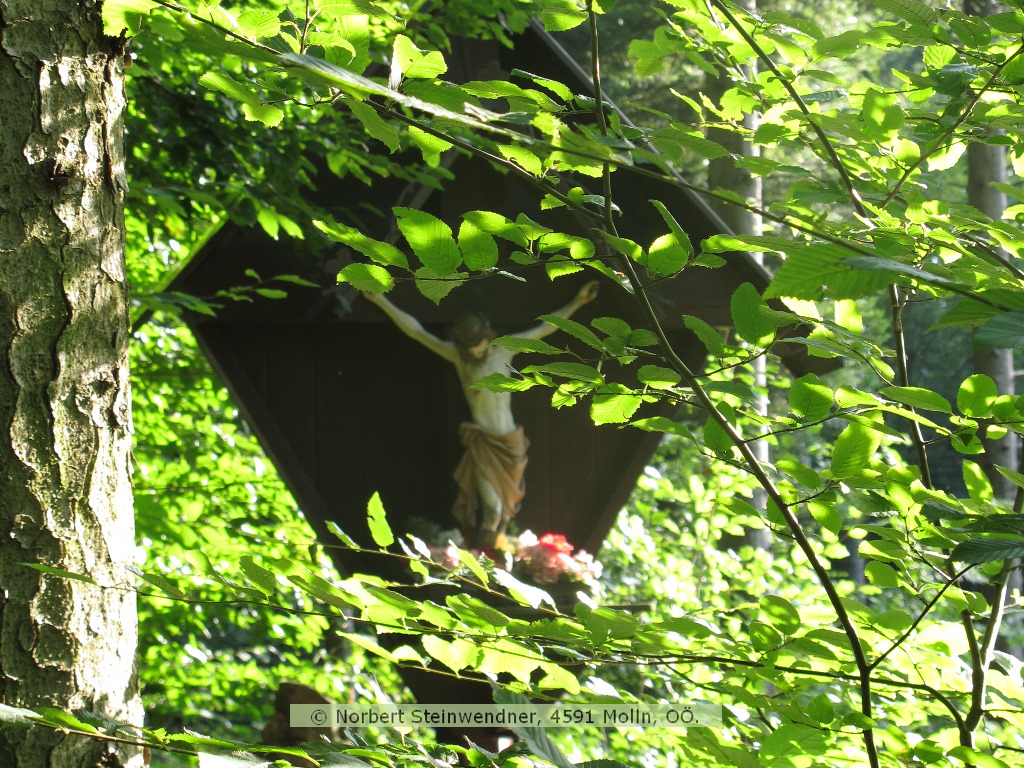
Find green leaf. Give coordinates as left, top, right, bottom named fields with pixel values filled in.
left=408, top=126, right=452, bottom=167
left=864, top=561, right=899, bottom=588
left=840, top=256, right=957, bottom=290
left=236, top=9, right=281, bottom=39
left=280, top=53, right=509, bottom=135
left=473, top=373, right=537, bottom=392
left=337, top=263, right=393, bottom=293
left=760, top=723, right=827, bottom=765
left=524, top=362, right=604, bottom=384
left=582, top=607, right=641, bottom=643
left=830, top=421, right=882, bottom=478
left=390, top=34, right=447, bottom=83
left=536, top=0, right=588, bottom=32
left=812, top=29, right=865, bottom=59
left=591, top=384, right=643, bottom=424
left=499, top=145, right=543, bottom=176
left=592, top=317, right=631, bottom=338
left=135, top=570, right=188, bottom=600
left=492, top=689, right=575, bottom=768
left=860, top=88, right=904, bottom=142
left=958, top=373, right=998, bottom=417
left=963, top=461, right=993, bottom=502
left=703, top=406, right=736, bottom=456
left=367, top=491, right=394, bottom=548
left=536, top=314, right=604, bottom=350
left=491, top=336, right=564, bottom=355
left=766, top=244, right=896, bottom=300
left=256, top=207, right=280, bottom=239
left=240, top=102, right=284, bottom=127
left=395, top=208, right=462, bottom=275
left=491, top=568, right=554, bottom=609
left=346, top=100, right=401, bottom=152
left=597, top=231, right=643, bottom=261
left=953, top=536, right=1024, bottom=563
left=637, top=365, right=681, bottom=389
left=315, top=220, right=409, bottom=268
left=454, top=548, right=489, bottom=585
left=274, top=274, right=317, bottom=287
left=945, top=747, right=1013, bottom=768
left=808, top=499, right=841, bottom=533
left=0, top=703, right=37, bottom=724
left=102, top=0, right=156, bottom=35
left=975, top=311, right=1024, bottom=349
left=447, top=594, right=508, bottom=628
left=197, top=71, right=255, bottom=104
left=684, top=316, right=725, bottom=356
left=414, top=266, right=464, bottom=304
left=458, top=220, right=499, bottom=271
left=510, top=69, right=574, bottom=101
left=994, top=465, right=1024, bottom=491
left=779, top=459, right=823, bottom=491
left=790, top=374, right=833, bottom=421
left=873, top=0, right=937, bottom=26
left=879, top=386, right=952, bottom=413
left=35, top=707, right=97, bottom=733
left=644, top=233, right=690, bottom=278
left=730, top=282, right=775, bottom=345
left=20, top=564, right=97, bottom=584
left=463, top=211, right=529, bottom=247
left=254, top=288, right=287, bottom=300
left=750, top=620, right=782, bottom=651
left=239, top=555, right=278, bottom=595
left=651, top=126, right=731, bottom=160
left=702, top=234, right=799, bottom=255
left=759, top=595, right=801, bottom=635
left=422, top=635, right=476, bottom=673
left=648, top=200, right=694, bottom=266
left=629, top=416, right=693, bottom=437
left=326, top=521, right=359, bottom=549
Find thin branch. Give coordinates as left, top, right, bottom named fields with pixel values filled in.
left=707, top=0, right=868, bottom=218
left=889, top=285, right=933, bottom=487
left=870, top=563, right=977, bottom=671
left=881, top=42, right=1024, bottom=208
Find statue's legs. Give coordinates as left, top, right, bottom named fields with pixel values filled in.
left=475, top=471, right=504, bottom=547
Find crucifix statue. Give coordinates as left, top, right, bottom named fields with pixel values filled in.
left=363, top=281, right=599, bottom=547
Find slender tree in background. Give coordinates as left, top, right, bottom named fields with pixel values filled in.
left=965, top=0, right=1022, bottom=657
left=0, top=0, right=143, bottom=765
left=966, top=0, right=1017, bottom=502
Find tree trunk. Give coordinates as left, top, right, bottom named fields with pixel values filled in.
left=964, top=0, right=1022, bottom=660
left=0, top=0, right=142, bottom=765
left=705, top=0, right=770, bottom=551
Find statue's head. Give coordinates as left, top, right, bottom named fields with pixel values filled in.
left=451, top=312, right=494, bottom=362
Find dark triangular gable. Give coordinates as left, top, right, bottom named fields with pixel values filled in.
left=158, top=20, right=835, bottom=580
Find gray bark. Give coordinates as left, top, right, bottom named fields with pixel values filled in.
left=964, top=0, right=1021, bottom=660
left=967, top=141, right=1017, bottom=499
left=0, top=0, right=142, bottom=765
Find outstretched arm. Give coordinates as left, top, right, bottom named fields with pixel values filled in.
left=514, top=280, right=600, bottom=340
left=362, top=292, right=459, bottom=363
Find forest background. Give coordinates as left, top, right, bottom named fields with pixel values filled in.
left=3, top=0, right=1024, bottom=766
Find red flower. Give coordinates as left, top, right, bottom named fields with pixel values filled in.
left=538, top=533, right=573, bottom=555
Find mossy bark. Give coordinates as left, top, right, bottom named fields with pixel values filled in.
left=0, top=0, right=142, bottom=765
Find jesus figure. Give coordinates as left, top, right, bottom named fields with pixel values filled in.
left=363, top=281, right=599, bottom=547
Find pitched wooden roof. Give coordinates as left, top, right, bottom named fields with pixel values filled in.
left=159, top=20, right=834, bottom=580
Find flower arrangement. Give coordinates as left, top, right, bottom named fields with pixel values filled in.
left=514, top=531, right=602, bottom=585
left=410, top=522, right=602, bottom=587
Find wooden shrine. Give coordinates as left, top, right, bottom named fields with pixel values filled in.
left=153, top=18, right=836, bottom=746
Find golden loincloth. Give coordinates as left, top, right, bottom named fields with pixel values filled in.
left=452, top=422, right=529, bottom=532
